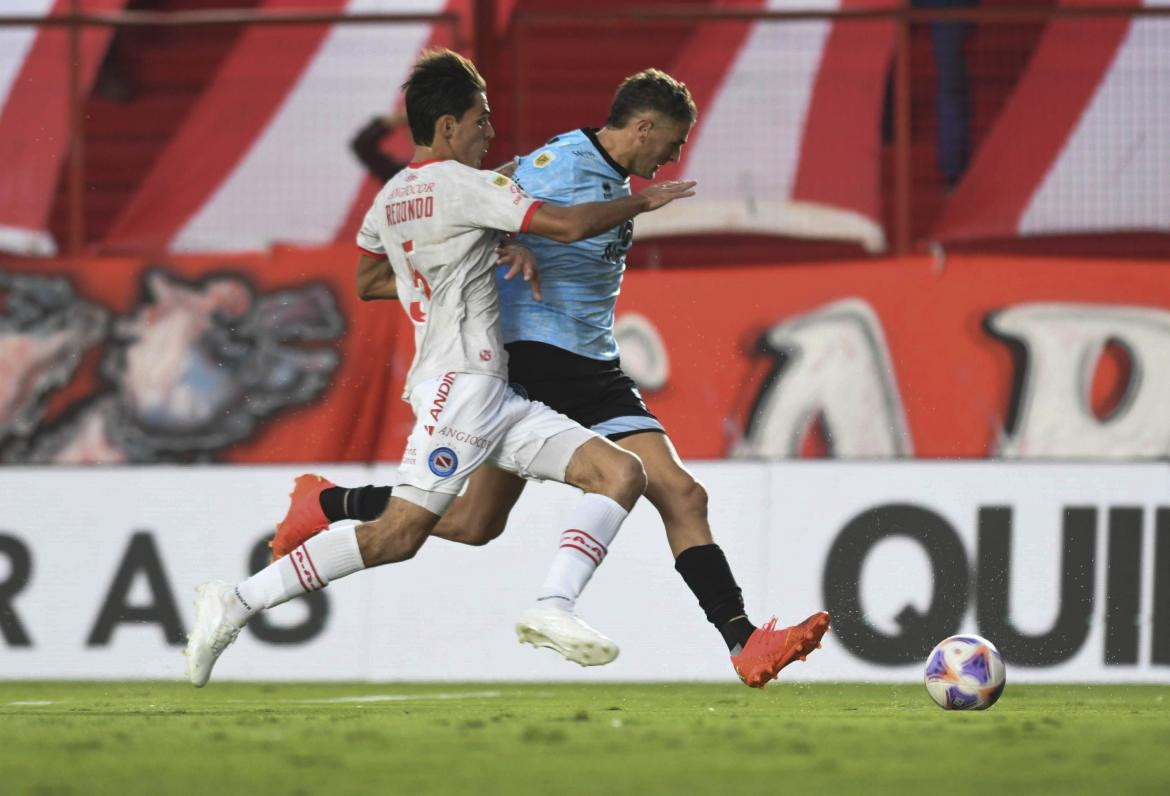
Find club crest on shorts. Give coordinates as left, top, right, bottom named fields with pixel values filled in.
left=428, top=447, right=459, bottom=477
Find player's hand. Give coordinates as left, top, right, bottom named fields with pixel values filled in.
left=496, top=241, right=541, bottom=301
left=639, top=179, right=697, bottom=212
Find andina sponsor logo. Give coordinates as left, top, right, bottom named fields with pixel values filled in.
left=429, top=372, right=456, bottom=423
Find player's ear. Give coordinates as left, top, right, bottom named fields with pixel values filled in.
left=635, top=116, right=654, bottom=140
left=437, top=114, right=456, bottom=141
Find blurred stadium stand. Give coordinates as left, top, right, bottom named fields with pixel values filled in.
left=1, top=0, right=1168, bottom=264
left=48, top=1, right=260, bottom=247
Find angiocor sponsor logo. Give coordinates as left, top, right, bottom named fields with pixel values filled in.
left=389, top=181, right=434, bottom=198
left=437, top=426, right=491, bottom=450
left=427, top=447, right=458, bottom=477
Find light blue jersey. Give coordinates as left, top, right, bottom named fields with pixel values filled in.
left=498, top=128, right=633, bottom=361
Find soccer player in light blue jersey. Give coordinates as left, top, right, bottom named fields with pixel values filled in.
left=277, top=69, right=829, bottom=688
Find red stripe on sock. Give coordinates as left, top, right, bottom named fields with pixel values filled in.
left=289, top=547, right=311, bottom=592
left=302, top=546, right=324, bottom=590
left=562, top=529, right=608, bottom=556
left=560, top=543, right=602, bottom=567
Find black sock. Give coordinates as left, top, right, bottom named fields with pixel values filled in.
left=674, top=544, right=756, bottom=652
left=319, top=485, right=393, bottom=522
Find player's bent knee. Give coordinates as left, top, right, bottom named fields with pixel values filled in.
left=481, top=511, right=510, bottom=545
left=623, top=451, right=650, bottom=494
left=564, top=438, right=646, bottom=508
left=605, top=449, right=647, bottom=507
left=436, top=501, right=510, bottom=546
left=646, top=470, right=709, bottom=526
left=454, top=520, right=503, bottom=547
left=676, top=477, right=708, bottom=520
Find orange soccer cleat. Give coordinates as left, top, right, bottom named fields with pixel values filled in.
left=731, top=611, right=831, bottom=689
left=269, top=473, right=336, bottom=560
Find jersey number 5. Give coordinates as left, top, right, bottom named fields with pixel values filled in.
left=403, top=241, right=432, bottom=323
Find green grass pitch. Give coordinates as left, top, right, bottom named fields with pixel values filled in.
left=1, top=681, right=1167, bottom=794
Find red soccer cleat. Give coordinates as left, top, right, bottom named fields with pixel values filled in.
left=269, top=473, right=335, bottom=561
left=731, top=611, right=831, bottom=689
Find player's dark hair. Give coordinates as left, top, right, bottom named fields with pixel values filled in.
left=402, top=49, right=487, bottom=146
left=605, top=68, right=696, bottom=128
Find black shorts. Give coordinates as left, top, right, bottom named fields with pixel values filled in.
left=505, top=341, right=665, bottom=442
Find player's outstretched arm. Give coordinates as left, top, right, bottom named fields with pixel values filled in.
left=526, top=179, right=696, bottom=243
left=356, top=253, right=398, bottom=301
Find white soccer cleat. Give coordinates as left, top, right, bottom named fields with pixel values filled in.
left=183, top=581, right=243, bottom=687
left=515, top=602, right=619, bottom=666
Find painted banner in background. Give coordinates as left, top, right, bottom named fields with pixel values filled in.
left=0, top=462, right=1166, bottom=682
left=0, top=246, right=414, bottom=463
left=2, top=250, right=1170, bottom=463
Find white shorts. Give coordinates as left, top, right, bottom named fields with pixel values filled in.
left=395, top=372, right=597, bottom=514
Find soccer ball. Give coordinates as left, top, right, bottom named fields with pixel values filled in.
left=924, top=635, right=1006, bottom=710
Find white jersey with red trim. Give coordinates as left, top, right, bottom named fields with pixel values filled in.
left=357, top=159, right=543, bottom=396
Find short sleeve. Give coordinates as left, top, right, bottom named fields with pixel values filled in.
left=356, top=201, right=387, bottom=259
left=454, top=169, right=543, bottom=235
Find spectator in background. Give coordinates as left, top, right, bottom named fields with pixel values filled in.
left=919, top=0, right=977, bottom=189
left=350, top=109, right=409, bottom=183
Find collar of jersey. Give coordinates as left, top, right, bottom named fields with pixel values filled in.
left=408, top=158, right=444, bottom=169
left=581, top=128, right=629, bottom=179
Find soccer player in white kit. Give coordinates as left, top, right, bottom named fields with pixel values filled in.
left=182, top=49, right=696, bottom=687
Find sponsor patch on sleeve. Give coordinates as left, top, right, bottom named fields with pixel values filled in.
left=532, top=151, right=555, bottom=168
left=490, top=174, right=511, bottom=188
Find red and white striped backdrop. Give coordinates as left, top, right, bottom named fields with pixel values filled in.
left=0, top=0, right=126, bottom=255
left=933, top=0, right=1170, bottom=242
left=1, top=0, right=1166, bottom=255
left=638, top=0, right=894, bottom=253
left=104, top=0, right=459, bottom=253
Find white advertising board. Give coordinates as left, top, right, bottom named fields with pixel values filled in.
left=0, top=462, right=1167, bottom=682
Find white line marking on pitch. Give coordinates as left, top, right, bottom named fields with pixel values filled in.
left=300, top=690, right=503, bottom=704
left=7, top=700, right=56, bottom=706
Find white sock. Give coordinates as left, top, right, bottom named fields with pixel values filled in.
left=537, top=493, right=628, bottom=609
left=228, top=527, right=365, bottom=625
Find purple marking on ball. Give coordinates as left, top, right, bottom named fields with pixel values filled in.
left=946, top=686, right=972, bottom=709
left=952, top=636, right=982, bottom=645
left=926, top=649, right=949, bottom=679
left=960, top=649, right=990, bottom=683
